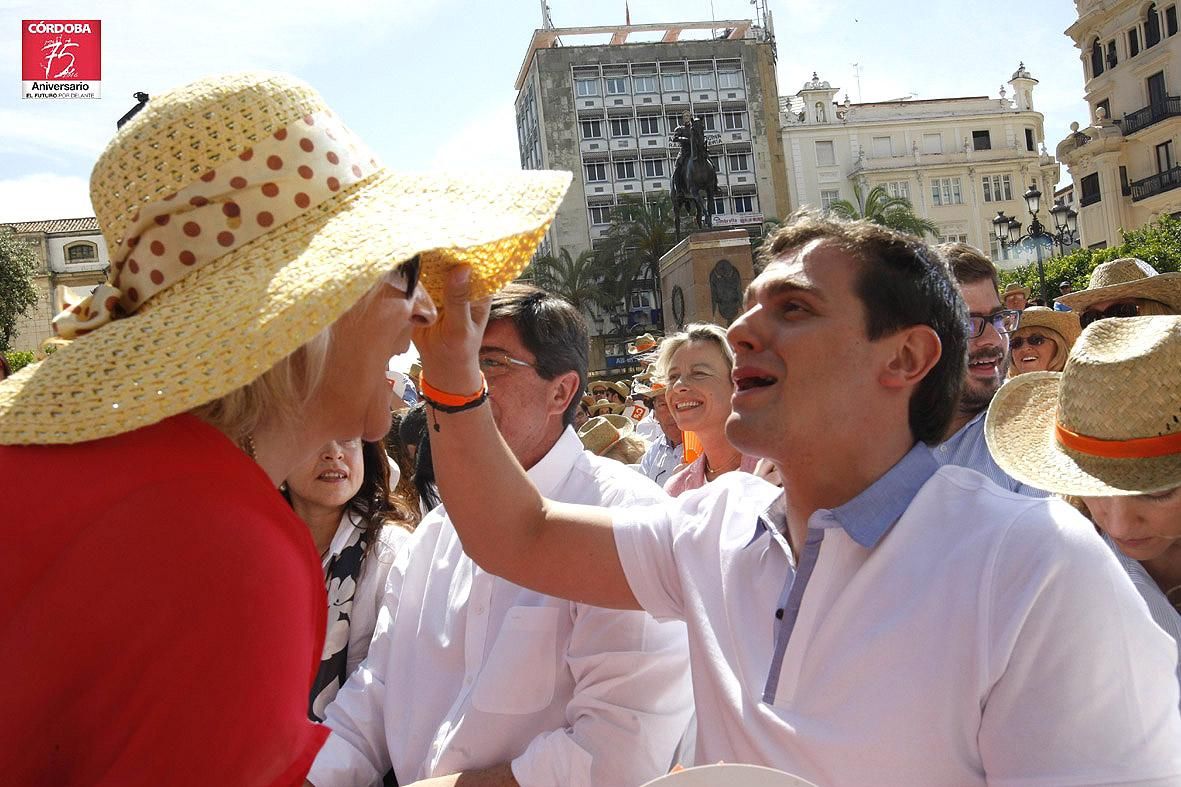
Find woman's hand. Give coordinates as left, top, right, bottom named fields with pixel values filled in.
left=412, top=266, right=490, bottom=395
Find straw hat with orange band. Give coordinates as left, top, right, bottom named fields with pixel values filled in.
left=986, top=316, right=1181, bottom=496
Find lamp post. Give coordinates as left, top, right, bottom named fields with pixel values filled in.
left=992, top=185, right=1079, bottom=306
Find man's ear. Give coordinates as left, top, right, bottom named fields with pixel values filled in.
left=549, top=370, right=583, bottom=420
left=879, top=325, right=941, bottom=390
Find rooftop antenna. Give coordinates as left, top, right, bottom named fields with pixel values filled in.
left=540, top=0, right=554, bottom=29
left=852, top=62, right=863, bottom=102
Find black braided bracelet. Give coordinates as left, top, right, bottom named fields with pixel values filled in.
left=422, top=389, right=489, bottom=431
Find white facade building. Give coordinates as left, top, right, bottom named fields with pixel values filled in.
left=781, top=68, right=1060, bottom=264
left=1056, top=0, right=1181, bottom=248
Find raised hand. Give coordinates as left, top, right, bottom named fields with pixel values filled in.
left=413, top=265, right=490, bottom=395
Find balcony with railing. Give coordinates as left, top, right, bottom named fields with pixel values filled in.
left=1131, top=164, right=1181, bottom=201
left=1119, top=96, right=1181, bottom=135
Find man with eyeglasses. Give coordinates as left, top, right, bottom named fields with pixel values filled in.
left=307, top=285, right=692, bottom=787
left=933, top=243, right=1046, bottom=496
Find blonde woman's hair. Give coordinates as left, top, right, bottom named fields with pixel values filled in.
left=1007, top=326, right=1071, bottom=376
left=653, top=323, right=734, bottom=386
left=191, top=327, right=333, bottom=444
left=602, top=433, right=650, bottom=464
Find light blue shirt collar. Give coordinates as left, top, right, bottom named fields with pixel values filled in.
left=750, top=443, right=939, bottom=549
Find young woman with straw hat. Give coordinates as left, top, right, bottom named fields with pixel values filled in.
left=0, top=72, right=567, bottom=783
left=987, top=316, right=1181, bottom=701
left=1006, top=306, right=1081, bottom=376
left=1056, top=257, right=1181, bottom=326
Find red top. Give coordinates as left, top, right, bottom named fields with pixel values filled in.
left=0, top=414, right=329, bottom=785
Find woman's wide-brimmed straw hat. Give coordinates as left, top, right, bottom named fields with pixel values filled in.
left=986, top=316, right=1181, bottom=496
left=1055, top=257, right=1181, bottom=313
left=0, top=72, right=570, bottom=445
left=578, top=414, right=635, bottom=456
left=1012, top=306, right=1082, bottom=347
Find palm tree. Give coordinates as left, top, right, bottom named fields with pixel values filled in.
left=594, top=194, right=677, bottom=319
left=829, top=183, right=939, bottom=238
left=524, top=247, right=616, bottom=316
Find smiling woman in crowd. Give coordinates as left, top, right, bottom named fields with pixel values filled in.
left=285, top=437, right=415, bottom=721
left=656, top=323, right=758, bottom=496
left=0, top=71, right=567, bottom=783
left=1007, top=306, right=1081, bottom=376
left=988, top=315, right=1181, bottom=701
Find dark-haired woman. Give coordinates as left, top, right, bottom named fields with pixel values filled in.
left=285, top=438, right=415, bottom=720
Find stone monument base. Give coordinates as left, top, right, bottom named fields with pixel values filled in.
left=659, top=229, right=755, bottom=332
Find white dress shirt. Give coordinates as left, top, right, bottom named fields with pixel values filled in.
left=310, top=427, right=693, bottom=787
left=614, top=463, right=1181, bottom=784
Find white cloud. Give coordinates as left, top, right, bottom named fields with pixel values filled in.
left=0, top=173, right=92, bottom=222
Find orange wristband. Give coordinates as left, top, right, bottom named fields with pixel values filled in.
left=420, top=374, right=487, bottom=407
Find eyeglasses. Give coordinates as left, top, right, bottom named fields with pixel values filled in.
left=478, top=351, right=536, bottom=378
left=967, top=309, right=1020, bottom=339
left=1079, top=302, right=1140, bottom=328
left=384, top=254, right=421, bottom=299
left=1009, top=333, right=1049, bottom=351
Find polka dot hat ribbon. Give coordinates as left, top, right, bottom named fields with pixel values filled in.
left=53, top=109, right=381, bottom=338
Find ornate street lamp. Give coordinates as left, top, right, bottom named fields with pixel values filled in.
left=993, top=186, right=1079, bottom=305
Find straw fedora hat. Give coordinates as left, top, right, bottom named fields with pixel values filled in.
left=607, top=380, right=631, bottom=399
left=1055, top=258, right=1181, bottom=313
left=587, top=380, right=611, bottom=394
left=1013, top=306, right=1082, bottom=346
left=627, top=333, right=659, bottom=355
left=986, top=316, right=1181, bottom=496
left=0, top=72, right=569, bottom=445
left=577, top=414, right=635, bottom=456
left=589, top=398, right=623, bottom=417
left=1001, top=282, right=1031, bottom=299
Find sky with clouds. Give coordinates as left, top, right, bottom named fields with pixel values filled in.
left=0, top=0, right=1089, bottom=222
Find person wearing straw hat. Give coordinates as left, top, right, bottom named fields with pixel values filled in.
left=934, top=243, right=1046, bottom=496
left=412, top=210, right=1181, bottom=782
left=637, top=384, right=684, bottom=486
left=603, top=379, right=631, bottom=406
left=1007, top=306, right=1081, bottom=376
left=1000, top=282, right=1031, bottom=311
left=309, top=285, right=690, bottom=787
left=0, top=72, right=568, bottom=783
left=1056, top=257, right=1181, bottom=327
left=628, top=332, right=660, bottom=355
left=579, top=413, right=650, bottom=465
left=986, top=316, right=1181, bottom=704
left=588, top=397, right=623, bottom=417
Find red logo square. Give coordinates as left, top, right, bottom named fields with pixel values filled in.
left=22, top=20, right=101, bottom=81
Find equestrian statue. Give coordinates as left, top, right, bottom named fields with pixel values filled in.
left=670, top=111, right=718, bottom=241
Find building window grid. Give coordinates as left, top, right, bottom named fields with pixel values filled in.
left=643, top=159, right=665, bottom=178
left=638, top=116, right=661, bottom=136
left=65, top=242, right=98, bottom=262
left=567, top=59, right=756, bottom=239
left=931, top=177, right=963, bottom=206
left=585, top=163, right=607, bottom=182
left=885, top=180, right=910, bottom=199
left=820, top=190, right=840, bottom=211
left=727, top=153, right=750, bottom=172
left=605, top=77, right=629, bottom=95
left=982, top=174, right=1013, bottom=203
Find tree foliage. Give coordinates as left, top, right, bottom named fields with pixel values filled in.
left=998, top=214, right=1181, bottom=296
left=828, top=183, right=939, bottom=238
left=523, top=246, right=615, bottom=315
left=593, top=194, right=677, bottom=305
left=0, top=229, right=39, bottom=352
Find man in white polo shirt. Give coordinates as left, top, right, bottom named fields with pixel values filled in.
left=414, top=213, right=1181, bottom=783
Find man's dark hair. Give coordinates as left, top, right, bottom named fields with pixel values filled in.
left=939, top=242, right=999, bottom=291
left=761, top=209, right=968, bottom=445
left=488, top=283, right=589, bottom=428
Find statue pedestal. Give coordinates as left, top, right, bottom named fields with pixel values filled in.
left=659, top=229, right=755, bottom=331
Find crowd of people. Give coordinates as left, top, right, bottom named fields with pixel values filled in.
left=2, top=70, right=1181, bottom=786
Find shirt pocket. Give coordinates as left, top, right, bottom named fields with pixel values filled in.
left=471, top=605, right=559, bottom=715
